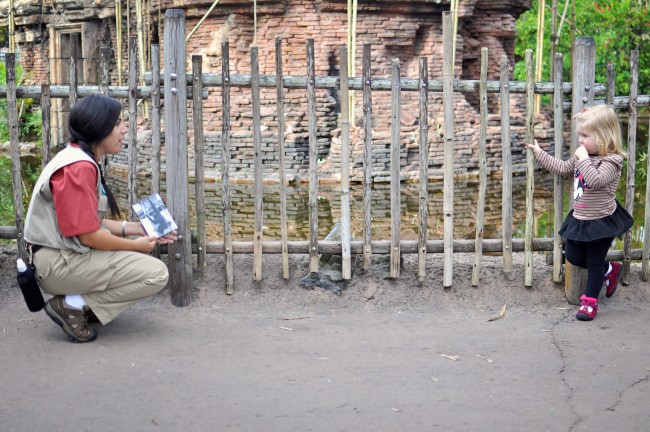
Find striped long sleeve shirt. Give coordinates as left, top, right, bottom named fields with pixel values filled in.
left=535, top=150, right=623, bottom=221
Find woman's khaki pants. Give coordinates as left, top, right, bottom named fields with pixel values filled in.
left=33, top=248, right=169, bottom=325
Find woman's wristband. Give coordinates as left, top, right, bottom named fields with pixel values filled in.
left=121, top=220, right=127, bottom=238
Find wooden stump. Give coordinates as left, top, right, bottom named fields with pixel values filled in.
left=564, top=262, right=587, bottom=305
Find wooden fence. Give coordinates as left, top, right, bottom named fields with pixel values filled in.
left=3, top=10, right=649, bottom=306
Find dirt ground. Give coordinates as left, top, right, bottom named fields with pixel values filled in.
left=1, top=245, right=650, bottom=432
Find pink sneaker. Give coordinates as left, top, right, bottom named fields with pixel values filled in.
left=604, top=261, right=622, bottom=298
left=576, top=295, right=598, bottom=321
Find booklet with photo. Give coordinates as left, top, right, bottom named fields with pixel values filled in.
left=132, top=193, right=178, bottom=238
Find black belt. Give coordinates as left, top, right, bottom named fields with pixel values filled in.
left=29, top=244, right=43, bottom=253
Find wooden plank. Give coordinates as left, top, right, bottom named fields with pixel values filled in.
left=471, top=47, right=488, bottom=287
left=622, top=50, right=638, bottom=285
left=606, top=63, right=615, bottom=106
left=128, top=37, right=138, bottom=221
left=0, top=85, right=208, bottom=100
left=442, top=11, right=455, bottom=288
left=417, top=57, right=429, bottom=283
left=566, top=36, right=596, bottom=303
left=339, top=45, right=352, bottom=280
left=251, top=46, right=263, bottom=281
left=552, top=53, right=564, bottom=283
left=500, top=56, right=513, bottom=274
left=275, top=37, right=289, bottom=279
left=192, top=55, right=207, bottom=269
left=7, top=54, right=26, bottom=261
left=389, top=58, right=401, bottom=279
left=69, top=35, right=78, bottom=108
left=221, top=41, right=234, bottom=294
left=362, top=44, right=373, bottom=270
left=41, top=83, right=51, bottom=167
left=306, top=39, right=319, bottom=273
left=163, top=9, right=193, bottom=306
left=524, top=49, right=535, bottom=287
left=151, top=44, right=162, bottom=260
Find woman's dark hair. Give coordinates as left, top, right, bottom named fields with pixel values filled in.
left=67, top=95, right=123, bottom=219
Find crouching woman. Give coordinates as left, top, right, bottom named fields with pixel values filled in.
left=24, top=94, right=176, bottom=343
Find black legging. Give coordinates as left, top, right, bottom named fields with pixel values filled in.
left=564, top=237, right=614, bottom=299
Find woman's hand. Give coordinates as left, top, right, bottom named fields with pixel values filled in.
left=132, top=235, right=159, bottom=253
left=526, top=139, right=542, bottom=157
left=156, top=230, right=177, bottom=245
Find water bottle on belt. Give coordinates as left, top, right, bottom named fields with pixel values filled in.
left=17, top=258, right=45, bottom=312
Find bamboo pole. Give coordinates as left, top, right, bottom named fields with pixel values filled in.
left=186, top=0, right=221, bottom=42
left=222, top=41, right=234, bottom=294
left=41, top=83, right=51, bottom=167
left=306, top=39, right=319, bottom=273
left=251, top=47, right=263, bottom=280
left=524, top=49, right=535, bottom=287
left=534, top=0, right=546, bottom=114
left=362, top=44, right=373, bottom=270
left=442, top=12, right=455, bottom=288
left=471, top=47, right=488, bottom=286
left=552, top=53, right=564, bottom=283
left=500, top=57, right=513, bottom=274
left=417, top=57, right=429, bottom=283
left=192, top=55, right=207, bottom=269
left=116, top=0, right=123, bottom=86
left=347, top=0, right=358, bottom=123
left=641, top=111, right=650, bottom=282
left=451, top=0, right=459, bottom=66
left=340, top=46, right=352, bottom=280
left=7, top=54, right=25, bottom=261
left=276, top=37, right=289, bottom=279
left=550, top=0, right=557, bottom=82
left=164, top=10, right=193, bottom=306
left=622, top=50, right=639, bottom=285
left=128, top=37, right=138, bottom=221
left=389, top=58, right=401, bottom=279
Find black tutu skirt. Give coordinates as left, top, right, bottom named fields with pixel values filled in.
left=559, top=200, right=634, bottom=242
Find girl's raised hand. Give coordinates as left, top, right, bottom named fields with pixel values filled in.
left=527, top=139, right=542, bottom=156
left=574, top=145, right=589, bottom=160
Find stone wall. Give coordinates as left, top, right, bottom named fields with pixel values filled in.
left=2, top=0, right=550, bottom=183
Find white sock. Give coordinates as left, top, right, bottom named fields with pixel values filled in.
left=605, top=262, right=612, bottom=276
left=65, top=294, right=87, bottom=310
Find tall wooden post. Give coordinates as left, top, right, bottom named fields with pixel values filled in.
left=164, top=10, right=193, bottom=306
left=442, top=12, right=455, bottom=288
left=565, top=37, right=596, bottom=305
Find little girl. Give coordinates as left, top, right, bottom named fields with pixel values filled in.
left=528, top=104, right=633, bottom=321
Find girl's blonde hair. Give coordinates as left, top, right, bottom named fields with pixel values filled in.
left=574, top=104, right=627, bottom=158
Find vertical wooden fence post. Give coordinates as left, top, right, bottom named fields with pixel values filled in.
left=442, top=11, right=455, bottom=288
left=221, top=41, right=235, bottom=295
left=7, top=54, right=26, bottom=261
left=524, top=49, right=535, bottom=288
left=100, top=48, right=111, bottom=96
left=275, top=37, right=290, bottom=279
left=643, top=112, right=650, bottom=281
left=552, top=53, right=564, bottom=283
left=606, top=63, right=615, bottom=106
left=164, top=9, right=193, bottom=306
left=417, top=57, right=429, bottom=283
left=500, top=56, right=513, bottom=274
left=128, top=37, right=138, bottom=221
left=389, top=58, right=401, bottom=279
left=565, top=36, right=596, bottom=305
left=340, top=46, right=352, bottom=280
left=362, top=44, right=373, bottom=270
left=471, top=47, right=488, bottom=286
left=41, top=83, right=51, bottom=167
left=151, top=44, right=162, bottom=260
left=252, top=47, right=263, bottom=280
left=192, top=55, right=206, bottom=269
left=306, top=39, right=319, bottom=273
left=622, top=50, right=638, bottom=285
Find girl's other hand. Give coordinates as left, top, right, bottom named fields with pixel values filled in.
left=527, top=139, right=542, bottom=157
left=575, top=145, right=589, bottom=161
